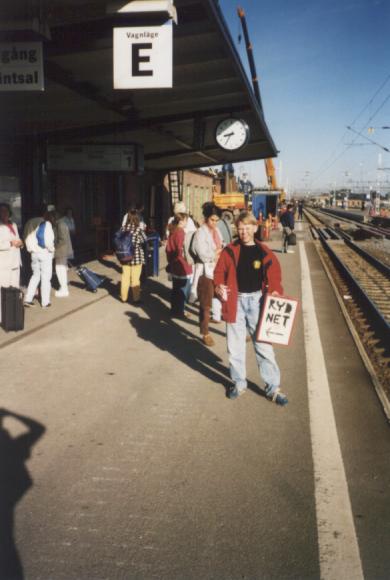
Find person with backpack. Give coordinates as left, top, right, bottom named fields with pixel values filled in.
left=166, top=212, right=192, bottom=319
left=23, top=205, right=55, bottom=308
left=118, top=208, right=147, bottom=304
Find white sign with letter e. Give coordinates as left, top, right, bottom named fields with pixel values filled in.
left=113, top=21, right=172, bottom=89
left=256, top=295, right=299, bottom=346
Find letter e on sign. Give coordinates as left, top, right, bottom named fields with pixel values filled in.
left=113, top=22, right=172, bottom=89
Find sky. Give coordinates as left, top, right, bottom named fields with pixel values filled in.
left=219, top=0, right=390, bottom=195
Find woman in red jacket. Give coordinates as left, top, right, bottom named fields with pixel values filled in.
left=166, top=213, right=193, bottom=319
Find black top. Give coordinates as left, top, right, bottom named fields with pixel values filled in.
left=236, top=243, right=264, bottom=293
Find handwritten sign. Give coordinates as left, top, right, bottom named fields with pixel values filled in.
left=256, top=295, right=298, bottom=346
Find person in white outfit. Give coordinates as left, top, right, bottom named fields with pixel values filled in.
left=0, top=203, right=23, bottom=322
left=191, top=203, right=223, bottom=347
left=23, top=207, right=55, bottom=308
left=167, top=201, right=197, bottom=236
left=54, top=212, right=74, bottom=297
left=62, top=207, right=76, bottom=237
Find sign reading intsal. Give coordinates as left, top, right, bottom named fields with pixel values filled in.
left=0, top=43, right=44, bottom=91
left=256, top=295, right=299, bottom=346
left=113, top=21, right=172, bottom=89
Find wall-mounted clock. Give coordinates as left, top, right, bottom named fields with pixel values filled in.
left=215, top=118, right=250, bottom=151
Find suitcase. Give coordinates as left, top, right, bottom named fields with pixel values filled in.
left=288, top=232, right=297, bottom=246
left=1, top=287, right=25, bottom=331
left=76, top=267, right=105, bottom=292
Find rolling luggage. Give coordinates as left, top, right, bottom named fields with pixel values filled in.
left=1, top=287, right=25, bottom=331
left=287, top=232, right=297, bottom=246
left=76, top=267, right=105, bottom=293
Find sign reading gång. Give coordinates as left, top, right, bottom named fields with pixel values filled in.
left=0, top=43, right=44, bottom=91
left=113, top=21, right=172, bottom=89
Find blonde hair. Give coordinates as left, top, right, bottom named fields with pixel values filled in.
left=236, top=211, right=257, bottom=226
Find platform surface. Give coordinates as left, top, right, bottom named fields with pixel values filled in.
left=1, top=221, right=389, bottom=580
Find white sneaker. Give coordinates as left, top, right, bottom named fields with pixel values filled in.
left=55, top=288, right=69, bottom=297
left=287, top=250, right=295, bottom=253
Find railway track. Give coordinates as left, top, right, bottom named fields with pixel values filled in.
left=304, top=208, right=390, bottom=420
left=316, top=207, right=390, bottom=239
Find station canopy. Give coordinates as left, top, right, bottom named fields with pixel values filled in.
left=0, top=0, right=278, bottom=171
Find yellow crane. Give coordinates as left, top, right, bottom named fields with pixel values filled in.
left=237, top=6, right=285, bottom=205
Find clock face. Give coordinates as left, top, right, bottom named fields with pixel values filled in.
left=215, top=118, right=250, bottom=151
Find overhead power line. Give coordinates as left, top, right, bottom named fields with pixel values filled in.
left=346, top=126, right=390, bottom=152
left=309, top=73, right=390, bottom=185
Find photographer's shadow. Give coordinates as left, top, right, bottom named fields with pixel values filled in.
left=0, top=409, right=46, bottom=580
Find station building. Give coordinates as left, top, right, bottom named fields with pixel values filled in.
left=0, top=0, right=277, bottom=256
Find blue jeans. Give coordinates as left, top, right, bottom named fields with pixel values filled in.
left=171, top=276, right=191, bottom=316
left=226, top=291, right=280, bottom=396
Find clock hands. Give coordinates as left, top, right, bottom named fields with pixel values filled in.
left=223, top=131, right=234, bottom=144
left=215, top=118, right=249, bottom=151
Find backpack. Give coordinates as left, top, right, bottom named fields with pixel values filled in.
left=36, top=221, right=46, bottom=248
left=183, top=230, right=197, bottom=266
left=113, top=228, right=134, bottom=263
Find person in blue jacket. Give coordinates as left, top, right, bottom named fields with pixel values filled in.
left=280, top=204, right=295, bottom=253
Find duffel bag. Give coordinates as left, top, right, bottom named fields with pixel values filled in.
left=288, top=232, right=297, bottom=246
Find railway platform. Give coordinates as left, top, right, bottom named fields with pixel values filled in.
left=1, top=220, right=390, bottom=580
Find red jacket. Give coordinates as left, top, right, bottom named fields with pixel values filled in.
left=214, top=240, right=283, bottom=323
left=166, top=228, right=192, bottom=277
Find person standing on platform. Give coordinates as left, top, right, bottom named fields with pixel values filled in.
left=298, top=200, right=304, bottom=221
left=214, top=211, right=288, bottom=404
left=217, top=215, right=233, bottom=246
left=120, top=208, right=147, bottom=305
left=166, top=201, right=197, bottom=237
left=192, top=202, right=223, bottom=347
left=0, top=203, right=23, bottom=322
left=280, top=203, right=295, bottom=253
left=54, top=211, right=74, bottom=298
left=166, top=212, right=192, bottom=319
left=62, top=207, right=76, bottom=238
left=23, top=206, right=55, bottom=308
left=122, top=204, right=147, bottom=231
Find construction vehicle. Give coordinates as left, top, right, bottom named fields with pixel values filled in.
left=212, top=164, right=246, bottom=222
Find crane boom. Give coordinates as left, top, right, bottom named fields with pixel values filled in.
left=237, top=6, right=283, bottom=198
left=265, top=158, right=278, bottom=190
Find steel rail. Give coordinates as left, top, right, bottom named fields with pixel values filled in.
left=304, top=207, right=390, bottom=419
left=316, top=207, right=390, bottom=239
left=317, top=231, right=390, bottom=347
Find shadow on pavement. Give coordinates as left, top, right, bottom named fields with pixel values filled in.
left=125, top=291, right=232, bottom=394
left=127, top=278, right=266, bottom=399
left=98, top=257, right=122, bottom=274
left=0, top=409, right=46, bottom=580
